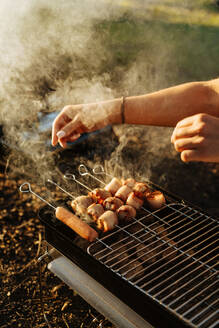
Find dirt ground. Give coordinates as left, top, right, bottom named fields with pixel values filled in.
left=0, top=162, right=115, bottom=328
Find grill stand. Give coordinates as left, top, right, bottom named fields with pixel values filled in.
left=47, top=247, right=154, bottom=328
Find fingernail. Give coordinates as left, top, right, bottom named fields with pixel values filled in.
left=57, top=130, right=66, bottom=139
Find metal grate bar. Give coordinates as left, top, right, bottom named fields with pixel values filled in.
left=195, top=307, right=218, bottom=328
left=137, top=226, right=217, bottom=288
left=121, top=228, right=217, bottom=283
left=169, top=266, right=218, bottom=309
left=207, top=319, right=219, bottom=328
left=150, top=242, right=218, bottom=295
left=98, top=211, right=212, bottom=266
left=159, top=243, right=218, bottom=303
left=130, top=231, right=217, bottom=285
left=186, top=292, right=218, bottom=322
left=90, top=204, right=193, bottom=258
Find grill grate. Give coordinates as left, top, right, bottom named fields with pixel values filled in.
left=88, top=203, right=219, bottom=328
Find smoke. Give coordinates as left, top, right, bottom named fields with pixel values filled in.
left=0, top=0, right=217, bottom=213
left=0, top=0, right=183, bottom=183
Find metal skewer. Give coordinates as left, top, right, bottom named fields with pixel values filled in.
left=78, top=164, right=106, bottom=185
left=93, top=164, right=113, bottom=179
left=19, top=182, right=56, bottom=210
left=64, top=172, right=93, bottom=192
left=47, top=179, right=76, bottom=199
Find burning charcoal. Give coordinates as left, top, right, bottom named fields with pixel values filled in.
left=136, top=242, right=160, bottom=265
left=126, top=192, right=143, bottom=210
left=103, top=197, right=124, bottom=211
left=118, top=258, right=144, bottom=281
left=162, top=238, right=178, bottom=261
left=104, top=177, right=122, bottom=195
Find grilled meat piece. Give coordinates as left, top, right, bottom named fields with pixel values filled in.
left=104, top=177, right=122, bottom=195
left=89, top=188, right=111, bottom=204
left=115, top=185, right=132, bottom=202
left=56, top=207, right=98, bottom=242
left=103, top=197, right=124, bottom=211
left=122, top=178, right=136, bottom=189
left=71, top=195, right=93, bottom=216
left=87, top=203, right=104, bottom=222
left=133, top=182, right=150, bottom=199
left=126, top=192, right=143, bottom=210
left=117, top=205, right=136, bottom=222
left=97, top=210, right=118, bottom=232
left=146, top=190, right=166, bottom=210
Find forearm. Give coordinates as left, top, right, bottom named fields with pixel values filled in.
left=122, top=79, right=219, bottom=127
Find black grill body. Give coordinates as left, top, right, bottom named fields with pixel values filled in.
left=39, top=185, right=218, bottom=328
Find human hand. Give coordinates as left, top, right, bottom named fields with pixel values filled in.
left=171, top=113, right=219, bottom=163
left=52, top=99, right=122, bottom=148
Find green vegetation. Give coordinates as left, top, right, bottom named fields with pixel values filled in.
left=95, top=0, right=219, bottom=88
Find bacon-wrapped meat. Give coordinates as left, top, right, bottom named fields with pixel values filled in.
left=122, top=178, right=136, bottom=189
left=56, top=207, right=98, bottom=242
left=89, top=188, right=111, bottom=204
left=117, top=205, right=136, bottom=222
left=146, top=191, right=166, bottom=210
left=87, top=203, right=104, bottom=222
left=115, top=185, right=132, bottom=202
left=104, top=177, right=122, bottom=195
left=97, top=210, right=118, bottom=232
left=71, top=195, right=93, bottom=216
left=133, top=182, right=150, bottom=199
left=126, top=192, right=143, bottom=210
left=103, top=197, right=124, bottom=211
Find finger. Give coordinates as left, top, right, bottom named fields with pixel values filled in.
left=175, top=114, right=198, bottom=129
left=171, top=126, right=197, bottom=143
left=58, top=133, right=81, bottom=149
left=181, top=149, right=203, bottom=162
left=174, top=137, right=197, bottom=152
left=52, top=113, right=71, bottom=146
left=56, top=115, right=83, bottom=140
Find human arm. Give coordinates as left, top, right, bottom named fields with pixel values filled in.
left=52, top=78, right=219, bottom=148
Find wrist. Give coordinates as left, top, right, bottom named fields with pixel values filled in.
left=106, top=98, right=125, bottom=125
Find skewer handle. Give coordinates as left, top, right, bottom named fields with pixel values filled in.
left=19, top=182, right=56, bottom=210
left=93, top=164, right=113, bottom=178
left=78, top=164, right=105, bottom=186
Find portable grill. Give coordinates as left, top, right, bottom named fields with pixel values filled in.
left=23, top=164, right=218, bottom=328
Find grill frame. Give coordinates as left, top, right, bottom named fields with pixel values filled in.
left=39, top=182, right=218, bottom=328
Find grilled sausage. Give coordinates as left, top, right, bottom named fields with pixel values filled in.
left=117, top=205, right=136, bottom=222
left=115, top=185, right=132, bottom=202
left=126, top=192, right=143, bottom=210
left=56, top=207, right=98, bottom=242
left=87, top=203, right=104, bottom=222
left=89, top=188, right=112, bottom=204
left=103, top=197, right=124, bottom=211
left=146, top=191, right=166, bottom=210
left=104, top=178, right=122, bottom=195
left=97, top=210, right=118, bottom=232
